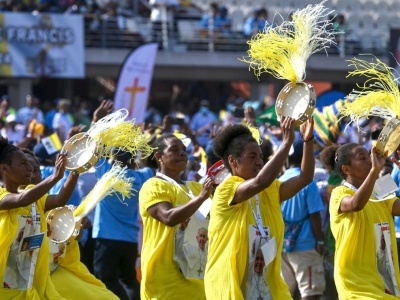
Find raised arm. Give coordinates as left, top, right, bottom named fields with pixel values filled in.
left=44, top=171, right=80, bottom=211
left=0, top=155, right=66, bottom=210
left=280, top=116, right=315, bottom=201
left=232, top=116, right=295, bottom=204
left=340, top=147, right=385, bottom=212
left=147, top=177, right=214, bottom=227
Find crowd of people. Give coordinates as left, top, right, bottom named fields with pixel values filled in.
left=2, top=79, right=400, bottom=300
left=0, top=0, right=363, bottom=53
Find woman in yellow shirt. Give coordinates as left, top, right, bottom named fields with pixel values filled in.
left=320, top=143, right=400, bottom=299
left=204, top=116, right=315, bottom=299
left=22, top=149, right=119, bottom=300
left=0, top=137, right=78, bottom=299
left=139, top=134, right=215, bottom=300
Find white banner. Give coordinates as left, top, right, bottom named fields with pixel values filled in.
left=0, top=12, right=84, bottom=78
left=113, top=43, right=158, bottom=122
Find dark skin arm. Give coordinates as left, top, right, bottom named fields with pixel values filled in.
left=0, top=155, right=66, bottom=210
left=91, top=99, right=114, bottom=124
left=309, top=212, right=324, bottom=255
left=147, top=176, right=214, bottom=227
left=44, top=172, right=80, bottom=211
left=280, top=116, right=315, bottom=201
left=340, top=147, right=386, bottom=213
left=231, top=116, right=295, bottom=204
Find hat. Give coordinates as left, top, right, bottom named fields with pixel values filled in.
left=5, top=114, right=16, bottom=123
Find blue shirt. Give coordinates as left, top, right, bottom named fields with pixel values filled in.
left=279, top=167, right=325, bottom=252
left=41, top=167, right=81, bottom=207
left=92, top=159, right=153, bottom=243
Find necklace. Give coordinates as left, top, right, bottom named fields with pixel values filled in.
left=196, top=248, right=206, bottom=277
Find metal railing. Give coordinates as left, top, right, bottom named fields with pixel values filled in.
left=84, top=16, right=390, bottom=56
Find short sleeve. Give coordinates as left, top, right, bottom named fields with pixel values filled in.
left=330, top=186, right=352, bottom=219
left=305, top=180, right=325, bottom=214
left=139, top=178, right=176, bottom=213
left=215, top=176, right=243, bottom=207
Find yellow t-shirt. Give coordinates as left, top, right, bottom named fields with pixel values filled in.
left=0, top=187, right=64, bottom=300
left=204, top=176, right=291, bottom=299
left=51, top=237, right=119, bottom=299
left=247, top=179, right=292, bottom=300
left=330, top=186, right=400, bottom=299
left=139, top=178, right=205, bottom=300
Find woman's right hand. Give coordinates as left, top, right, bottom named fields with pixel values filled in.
left=53, top=154, right=67, bottom=180
left=199, top=176, right=215, bottom=201
left=280, top=116, right=295, bottom=145
left=371, top=147, right=387, bottom=173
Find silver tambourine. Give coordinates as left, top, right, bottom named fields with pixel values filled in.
left=46, top=206, right=81, bottom=244
left=376, top=118, right=400, bottom=157
left=61, top=132, right=100, bottom=174
left=275, top=82, right=316, bottom=126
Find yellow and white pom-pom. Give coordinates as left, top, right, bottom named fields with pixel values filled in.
left=87, top=109, right=129, bottom=137
left=86, top=108, right=154, bottom=159
left=73, top=163, right=134, bottom=220
left=243, top=1, right=335, bottom=82
left=340, top=56, right=400, bottom=128
left=91, top=122, right=154, bottom=159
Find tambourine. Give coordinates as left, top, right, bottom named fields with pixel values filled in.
left=207, top=160, right=230, bottom=184
left=376, top=118, right=400, bottom=157
left=46, top=206, right=81, bottom=244
left=275, top=82, right=316, bottom=126
left=61, top=132, right=100, bottom=174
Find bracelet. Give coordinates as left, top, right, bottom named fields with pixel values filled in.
left=316, top=240, right=324, bottom=245
left=301, top=134, right=314, bottom=143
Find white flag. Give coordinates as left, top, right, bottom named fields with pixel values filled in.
left=113, top=43, right=158, bottom=122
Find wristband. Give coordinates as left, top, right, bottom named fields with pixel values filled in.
left=316, top=240, right=324, bottom=245
left=301, top=134, right=314, bottom=143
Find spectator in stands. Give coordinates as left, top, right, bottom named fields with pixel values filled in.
left=0, top=95, right=16, bottom=122
left=100, top=2, right=127, bottom=48
left=149, top=0, right=179, bottom=49
left=52, top=98, right=74, bottom=143
left=199, top=2, right=231, bottom=39
left=190, top=99, right=217, bottom=149
left=243, top=8, right=269, bottom=38
left=1, top=114, right=25, bottom=146
left=16, top=94, right=45, bottom=126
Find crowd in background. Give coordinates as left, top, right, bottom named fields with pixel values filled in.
left=1, top=78, right=398, bottom=299
left=0, top=0, right=362, bottom=52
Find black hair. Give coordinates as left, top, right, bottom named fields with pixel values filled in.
left=213, top=124, right=257, bottom=173
left=153, top=134, right=178, bottom=155
left=260, top=139, right=273, bottom=164
left=0, top=136, right=19, bottom=166
left=21, top=148, right=41, bottom=167
left=319, top=143, right=358, bottom=179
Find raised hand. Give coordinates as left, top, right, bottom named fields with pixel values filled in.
left=199, top=176, right=215, bottom=201
left=280, top=116, right=295, bottom=145
left=67, top=124, right=87, bottom=140
left=92, top=99, right=114, bottom=123
left=371, top=147, right=387, bottom=172
left=300, top=116, right=314, bottom=141
left=53, top=154, right=67, bottom=180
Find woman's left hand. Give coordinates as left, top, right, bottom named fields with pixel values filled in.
left=299, top=116, right=314, bottom=141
